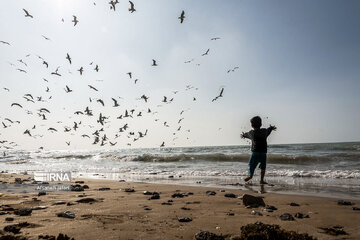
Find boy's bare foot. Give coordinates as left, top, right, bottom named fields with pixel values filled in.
left=260, top=181, right=268, bottom=185
left=244, top=176, right=252, bottom=182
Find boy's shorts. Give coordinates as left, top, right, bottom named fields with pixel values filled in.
left=248, top=152, right=267, bottom=177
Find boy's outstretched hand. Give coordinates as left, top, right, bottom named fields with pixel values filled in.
left=240, top=132, right=246, bottom=139
left=269, top=125, right=277, bottom=131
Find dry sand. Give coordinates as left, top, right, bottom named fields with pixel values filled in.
left=0, top=173, right=359, bottom=240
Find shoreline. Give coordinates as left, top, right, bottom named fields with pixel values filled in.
left=1, top=173, right=360, bottom=239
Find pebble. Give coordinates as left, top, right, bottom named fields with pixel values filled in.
left=227, top=212, right=235, bottom=216
left=98, top=187, right=110, bottom=191
left=57, top=210, right=75, bottom=219
left=124, top=188, right=135, bottom=192
left=76, top=198, right=97, bottom=203
left=206, top=191, right=216, bottom=196
left=181, top=207, right=191, bottom=210
left=219, top=189, right=226, bottom=192
left=4, top=224, right=21, bottom=234
left=161, top=202, right=172, bottom=205
left=242, top=194, right=266, bottom=207
left=31, top=206, right=47, bottom=210
left=337, top=200, right=353, bottom=205
left=224, top=193, right=236, bottom=198
left=290, top=202, right=300, bottom=206
left=194, top=231, right=224, bottom=240
left=172, top=192, right=188, bottom=198
left=353, top=207, right=360, bottom=211
left=5, top=217, right=14, bottom=222
left=280, top=213, right=295, bottom=221
left=295, top=212, right=309, bottom=219
left=148, top=193, right=160, bottom=200
left=53, top=201, right=66, bottom=205
left=178, top=217, right=192, bottom=222
left=251, top=210, right=263, bottom=216
left=14, top=208, right=32, bottom=216
left=38, top=191, right=46, bottom=196
left=75, top=181, right=84, bottom=184
left=14, top=178, right=22, bottom=184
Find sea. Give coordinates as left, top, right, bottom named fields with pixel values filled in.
left=1, top=142, right=359, bottom=199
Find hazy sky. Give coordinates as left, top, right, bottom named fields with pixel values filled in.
left=1, top=0, right=360, bottom=150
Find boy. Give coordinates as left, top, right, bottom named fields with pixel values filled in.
left=241, top=116, right=276, bottom=184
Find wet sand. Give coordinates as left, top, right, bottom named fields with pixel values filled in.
left=0, top=173, right=359, bottom=239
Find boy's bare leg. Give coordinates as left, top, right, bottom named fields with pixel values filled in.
left=244, top=176, right=252, bottom=182
left=260, top=170, right=267, bottom=184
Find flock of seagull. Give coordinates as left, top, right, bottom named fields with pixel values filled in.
left=0, top=1, right=239, bottom=151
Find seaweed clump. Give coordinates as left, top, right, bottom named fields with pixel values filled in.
left=239, top=222, right=316, bottom=240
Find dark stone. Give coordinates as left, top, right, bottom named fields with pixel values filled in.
left=251, top=210, right=263, bottom=216
left=178, top=217, right=192, bottom=222
left=82, top=185, right=89, bottom=189
left=161, top=202, right=172, bottom=205
left=118, top=179, right=126, bottom=182
left=172, top=192, right=187, bottom=198
left=143, top=191, right=154, bottom=195
left=38, top=191, right=46, bottom=196
left=337, top=200, right=353, bottom=205
left=75, top=181, right=84, bottom=184
left=280, top=213, right=295, bottom=221
left=227, top=212, right=235, bottom=216
left=240, top=221, right=315, bottom=240
left=124, top=188, right=135, bottom=192
left=144, top=207, right=152, bottom=211
left=5, top=217, right=14, bottom=221
left=38, top=233, right=75, bottom=240
left=206, top=191, right=216, bottom=196
left=265, top=205, right=277, bottom=211
left=194, top=231, right=225, bottom=240
left=319, top=226, right=347, bottom=236
left=76, top=198, right=97, bottom=203
left=353, top=207, right=360, bottom=211
left=290, top=202, right=300, bottom=206
left=0, top=211, right=8, bottom=215
left=56, top=210, right=75, bottom=219
left=98, top=187, right=110, bottom=191
left=70, top=184, right=84, bottom=192
left=242, top=194, right=265, bottom=207
left=181, top=207, right=191, bottom=210
left=224, top=193, right=236, bottom=198
left=14, top=178, right=22, bottom=184
left=168, top=175, right=174, bottom=178
left=4, top=224, right=21, bottom=234
left=14, top=208, right=32, bottom=216
left=295, top=212, right=309, bottom=219
left=148, top=193, right=160, bottom=200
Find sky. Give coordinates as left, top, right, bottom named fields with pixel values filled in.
left=0, top=0, right=360, bottom=151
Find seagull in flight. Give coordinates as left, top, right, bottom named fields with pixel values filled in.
left=202, top=49, right=210, bottom=56
left=178, top=10, right=185, bottom=23
left=72, top=15, right=79, bottom=26
left=128, top=1, right=136, bottom=13
left=88, top=85, right=98, bottom=91
left=212, top=87, right=224, bottom=102
left=23, top=9, right=33, bottom=18
left=152, top=59, right=158, bottom=66
left=65, top=85, right=73, bottom=93
left=78, top=67, right=84, bottom=75
left=42, top=35, right=51, bottom=41
left=66, top=53, right=72, bottom=64
left=11, top=103, right=23, bottom=108
left=0, top=41, right=10, bottom=45
left=211, top=37, right=220, bottom=40
left=51, top=67, right=61, bottom=76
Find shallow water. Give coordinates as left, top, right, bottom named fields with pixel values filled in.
left=1, top=142, right=359, bottom=199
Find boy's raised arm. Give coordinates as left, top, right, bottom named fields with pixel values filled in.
left=241, top=131, right=250, bottom=139
left=267, top=125, right=277, bottom=136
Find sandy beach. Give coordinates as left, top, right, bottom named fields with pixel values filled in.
left=0, top=173, right=359, bottom=240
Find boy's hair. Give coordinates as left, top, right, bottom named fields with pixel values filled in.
left=250, top=116, right=262, bottom=129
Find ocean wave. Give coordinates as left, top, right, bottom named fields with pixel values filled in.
left=128, top=153, right=360, bottom=164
